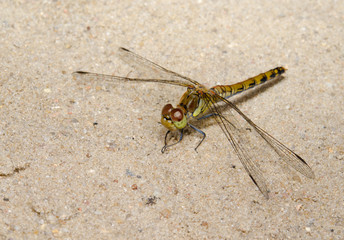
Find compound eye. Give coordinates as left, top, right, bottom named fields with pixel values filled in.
left=162, top=104, right=173, bottom=116
left=170, top=108, right=184, bottom=122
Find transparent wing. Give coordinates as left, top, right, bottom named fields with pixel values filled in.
left=72, top=71, right=192, bottom=88
left=204, top=94, right=269, bottom=198
left=72, top=47, right=200, bottom=87
left=204, top=93, right=314, bottom=198
left=118, top=47, right=201, bottom=85
left=218, top=95, right=315, bottom=179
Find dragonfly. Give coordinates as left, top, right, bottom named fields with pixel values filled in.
left=73, top=47, right=315, bottom=199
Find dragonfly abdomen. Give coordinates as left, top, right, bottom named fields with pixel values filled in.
left=211, top=67, right=287, bottom=99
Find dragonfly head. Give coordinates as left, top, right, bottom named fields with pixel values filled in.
left=161, top=104, right=187, bottom=131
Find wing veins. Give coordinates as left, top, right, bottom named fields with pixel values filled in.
left=214, top=94, right=315, bottom=179
left=204, top=93, right=270, bottom=198
left=118, top=47, right=200, bottom=86
left=72, top=71, right=191, bottom=87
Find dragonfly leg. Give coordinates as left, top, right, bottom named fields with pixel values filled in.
left=188, top=124, right=206, bottom=152
left=193, top=113, right=237, bottom=152
left=161, top=129, right=184, bottom=153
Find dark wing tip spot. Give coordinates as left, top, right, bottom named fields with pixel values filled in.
left=73, top=71, right=88, bottom=75
left=249, top=174, right=269, bottom=199
left=294, top=153, right=307, bottom=164
left=249, top=174, right=258, bottom=187
left=294, top=153, right=315, bottom=179
left=119, top=47, right=130, bottom=52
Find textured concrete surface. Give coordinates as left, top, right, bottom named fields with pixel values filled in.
left=0, top=0, right=343, bottom=239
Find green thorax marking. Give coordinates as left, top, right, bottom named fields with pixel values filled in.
left=178, top=86, right=212, bottom=119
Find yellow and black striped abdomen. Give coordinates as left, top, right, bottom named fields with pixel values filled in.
left=211, top=67, right=286, bottom=99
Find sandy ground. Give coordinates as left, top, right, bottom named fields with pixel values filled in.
left=1, top=0, right=343, bottom=239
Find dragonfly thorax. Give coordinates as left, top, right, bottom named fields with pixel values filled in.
left=161, top=104, right=187, bottom=131
left=178, top=87, right=209, bottom=119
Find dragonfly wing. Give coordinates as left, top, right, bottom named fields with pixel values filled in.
left=73, top=47, right=200, bottom=87
left=118, top=47, right=201, bottom=85
left=204, top=94, right=270, bottom=198
left=72, top=71, right=192, bottom=87
left=205, top=93, right=314, bottom=197
left=216, top=95, right=315, bottom=179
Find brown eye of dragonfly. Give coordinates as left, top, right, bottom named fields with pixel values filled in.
left=162, top=104, right=173, bottom=116
left=171, top=108, right=183, bottom=122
